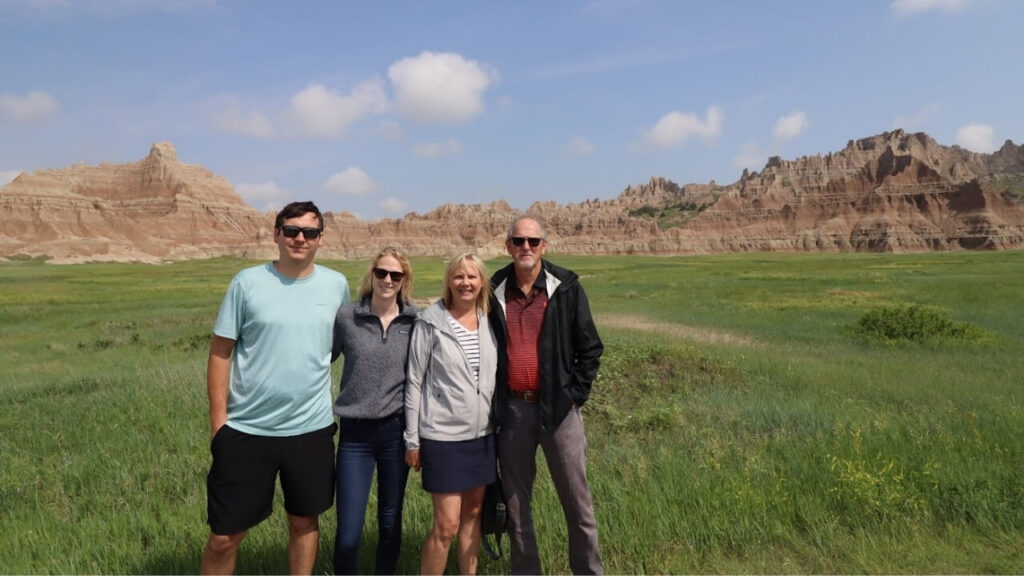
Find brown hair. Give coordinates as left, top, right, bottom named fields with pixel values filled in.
left=275, top=200, right=324, bottom=230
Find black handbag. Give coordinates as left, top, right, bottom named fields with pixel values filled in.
left=480, top=468, right=507, bottom=560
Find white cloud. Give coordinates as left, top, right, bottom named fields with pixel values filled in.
left=0, top=91, right=59, bottom=123
left=210, top=97, right=273, bottom=139
left=773, top=111, right=807, bottom=141
left=325, top=167, right=376, bottom=196
left=891, top=0, right=973, bottom=17
left=563, top=136, right=595, bottom=158
left=377, top=119, right=405, bottom=142
left=388, top=51, right=498, bottom=124
left=732, top=141, right=769, bottom=172
left=287, top=80, right=388, bottom=139
left=644, top=105, right=722, bottom=149
left=235, top=181, right=290, bottom=212
left=955, top=123, right=996, bottom=153
left=0, top=170, right=23, bottom=187
left=379, top=197, right=406, bottom=214
left=413, top=138, right=462, bottom=159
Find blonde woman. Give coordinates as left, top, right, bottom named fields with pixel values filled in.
left=405, top=253, right=498, bottom=575
left=332, top=247, right=417, bottom=575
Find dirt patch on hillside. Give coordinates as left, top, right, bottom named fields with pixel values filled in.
left=598, top=314, right=757, bottom=347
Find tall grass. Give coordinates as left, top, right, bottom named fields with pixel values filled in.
left=1, top=252, right=1022, bottom=573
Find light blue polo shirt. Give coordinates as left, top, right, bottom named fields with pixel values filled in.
left=214, top=262, right=350, bottom=437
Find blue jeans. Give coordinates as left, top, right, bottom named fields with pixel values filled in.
left=334, top=414, right=409, bottom=575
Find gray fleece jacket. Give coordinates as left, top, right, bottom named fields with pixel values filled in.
left=403, top=300, right=497, bottom=450
left=332, top=296, right=418, bottom=419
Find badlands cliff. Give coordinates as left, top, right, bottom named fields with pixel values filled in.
left=1, top=130, right=1022, bottom=263
left=0, top=143, right=268, bottom=263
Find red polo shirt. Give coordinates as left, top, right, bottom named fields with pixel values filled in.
left=505, top=276, right=547, bottom=393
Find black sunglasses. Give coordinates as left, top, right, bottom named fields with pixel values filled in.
left=278, top=226, right=322, bottom=239
left=510, top=236, right=543, bottom=247
left=373, top=267, right=405, bottom=282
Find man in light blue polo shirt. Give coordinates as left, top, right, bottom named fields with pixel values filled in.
left=201, top=201, right=350, bottom=575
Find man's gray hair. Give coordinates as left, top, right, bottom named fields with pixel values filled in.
left=507, top=215, right=547, bottom=240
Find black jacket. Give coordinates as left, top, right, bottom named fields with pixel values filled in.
left=489, top=260, right=603, bottom=432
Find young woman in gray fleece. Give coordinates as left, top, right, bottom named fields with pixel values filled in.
left=331, top=247, right=418, bottom=575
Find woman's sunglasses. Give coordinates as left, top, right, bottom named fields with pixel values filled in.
left=373, top=268, right=405, bottom=282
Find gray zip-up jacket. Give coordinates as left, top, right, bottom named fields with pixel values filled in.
left=332, top=296, right=418, bottom=419
left=403, top=300, right=498, bottom=450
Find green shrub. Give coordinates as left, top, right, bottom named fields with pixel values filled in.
left=6, top=253, right=51, bottom=262
left=590, top=339, right=740, bottom=436
left=628, top=205, right=659, bottom=218
left=852, top=305, right=990, bottom=345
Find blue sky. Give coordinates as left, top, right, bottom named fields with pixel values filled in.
left=1, top=0, right=1021, bottom=219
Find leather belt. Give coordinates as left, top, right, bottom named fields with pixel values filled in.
left=508, top=389, right=539, bottom=403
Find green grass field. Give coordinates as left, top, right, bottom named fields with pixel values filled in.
left=1, top=251, right=1022, bottom=574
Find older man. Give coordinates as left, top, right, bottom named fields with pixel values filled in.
left=489, top=216, right=604, bottom=575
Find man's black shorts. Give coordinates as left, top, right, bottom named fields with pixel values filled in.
left=206, top=422, right=337, bottom=535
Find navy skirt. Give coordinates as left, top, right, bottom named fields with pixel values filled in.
left=420, top=434, right=496, bottom=494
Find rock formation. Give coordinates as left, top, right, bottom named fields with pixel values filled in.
left=676, top=131, right=1024, bottom=253
left=0, top=142, right=269, bottom=262
left=1, top=130, right=1022, bottom=263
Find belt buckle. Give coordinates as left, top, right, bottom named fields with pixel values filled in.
left=522, top=390, right=538, bottom=403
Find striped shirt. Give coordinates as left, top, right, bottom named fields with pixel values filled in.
left=447, top=312, right=480, bottom=383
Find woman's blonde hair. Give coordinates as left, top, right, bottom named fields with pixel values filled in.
left=441, top=252, right=490, bottom=314
left=357, top=247, right=414, bottom=302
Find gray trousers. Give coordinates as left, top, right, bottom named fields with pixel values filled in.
left=498, top=399, right=603, bottom=575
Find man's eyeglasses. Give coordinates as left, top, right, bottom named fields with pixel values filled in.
left=373, top=267, right=406, bottom=282
left=278, top=226, right=322, bottom=239
left=510, top=236, right=543, bottom=248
